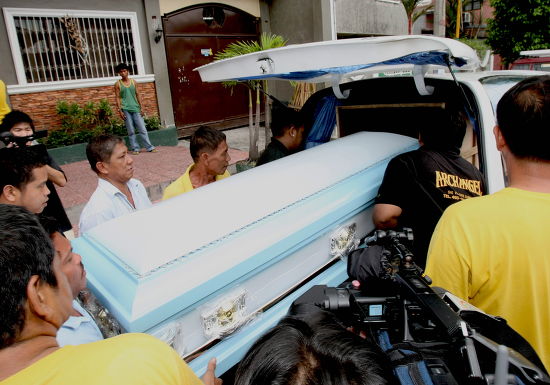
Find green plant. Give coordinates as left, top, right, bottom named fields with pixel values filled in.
left=401, top=0, right=434, bottom=34
left=486, top=0, right=550, bottom=68
left=46, top=99, right=160, bottom=148
left=215, top=32, right=287, bottom=161
left=458, top=38, right=490, bottom=61
left=106, top=121, right=128, bottom=137
left=144, top=115, right=161, bottom=131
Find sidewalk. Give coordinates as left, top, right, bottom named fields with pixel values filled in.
left=58, top=126, right=263, bottom=227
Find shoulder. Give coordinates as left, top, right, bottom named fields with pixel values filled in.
left=387, top=150, right=419, bottom=166
left=74, top=333, right=176, bottom=360
left=73, top=334, right=195, bottom=376
left=81, top=184, right=109, bottom=212
left=104, top=333, right=168, bottom=349
left=79, top=183, right=117, bottom=227
left=382, top=150, right=419, bottom=177
left=93, top=334, right=198, bottom=376
left=128, top=178, right=146, bottom=191
left=437, top=193, right=497, bottom=229
left=258, top=140, right=287, bottom=164
left=128, top=179, right=152, bottom=206
left=163, top=173, right=191, bottom=199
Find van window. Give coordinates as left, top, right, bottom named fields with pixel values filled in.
left=480, top=76, right=532, bottom=114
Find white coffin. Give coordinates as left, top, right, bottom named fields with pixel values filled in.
left=72, top=132, right=418, bottom=375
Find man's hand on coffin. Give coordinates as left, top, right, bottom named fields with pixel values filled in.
left=201, top=357, right=223, bottom=385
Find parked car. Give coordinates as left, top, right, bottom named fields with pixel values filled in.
left=511, top=49, right=550, bottom=72
left=73, top=35, right=544, bottom=378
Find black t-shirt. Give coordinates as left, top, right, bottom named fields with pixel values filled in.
left=375, top=147, right=486, bottom=268
left=256, top=138, right=290, bottom=166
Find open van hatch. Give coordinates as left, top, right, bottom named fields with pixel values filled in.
left=195, top=35, right=480, bottom=98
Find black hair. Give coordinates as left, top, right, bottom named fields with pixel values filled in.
left=190, top=126, right=226, bottom=162
left=0, top=147, right=46, bottom=191
left=86, top=134, right=124, bottom=173
left=271, top=105, right=305, bottom=138
left=114, top=63, right=131, bottom=73
left=418, top=101, right=466, bottom=155
left=234, top=309, right=393, bottom=385
left=496, top=75, right=550, bottom=161
left=38, top=214, right=62, bottom=237
left=0, top=204, right=57, bottom=348
left=0, top=110, right=36, bottom=134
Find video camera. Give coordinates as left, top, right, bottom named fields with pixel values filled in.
left=0, top=130, right=47, bottom=147
left=294, top=229, right=549, bottom=385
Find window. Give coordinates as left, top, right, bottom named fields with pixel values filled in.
left=4, top=8, right=144, bottom=84
left=464, top=0, right=482, bottom=11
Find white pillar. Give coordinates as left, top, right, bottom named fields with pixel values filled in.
left=433, top=0, right=446, bottom=37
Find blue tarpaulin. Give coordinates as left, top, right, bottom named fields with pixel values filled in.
left=234, top=51, right=460, bottom=82
left=305, top=95, right=341, bottom=149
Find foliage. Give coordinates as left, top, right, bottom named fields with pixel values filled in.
left=214, top=33, right=287, bottom=160
left=486, top=0, right=550, bottom=68
left=401, top=0, right=433, bottom=34
left=143, top=115, right=161, bottom=131
left=458, top=38, right=490, bottom=61
left=43, top=99, right=160, bottom=149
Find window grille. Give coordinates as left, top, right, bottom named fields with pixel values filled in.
left=464, top=0, right=482, bottom=11
left=4, top=9, right=143, bottom=84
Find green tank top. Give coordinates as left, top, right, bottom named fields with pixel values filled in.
left=119, top=79, right=140, bottom=113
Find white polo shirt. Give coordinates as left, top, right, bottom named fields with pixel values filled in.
left=78, top=178, right=152, bottom=234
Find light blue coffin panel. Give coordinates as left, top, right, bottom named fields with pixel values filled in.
left=72, top=131, right=418, bottom=370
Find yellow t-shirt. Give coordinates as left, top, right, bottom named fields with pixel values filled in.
left=162, top=163, right=230, bottom=200
left=2, top=333, right=203, bottom=385
left=0, top=80, right=11, bottom=124
left=426, top=188, right=550, bottom=371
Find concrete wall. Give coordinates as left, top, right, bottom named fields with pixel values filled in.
left=267, top=0, right=316, bottom=44
left=260, top=0, right=336, bottom=103
left=335, top=0, right=407, bottom=37
left=160, top=0, right=260, bottom=17
left=143, top=0, right=174, bottom=128
left=0, top=0, right=153, bottom=85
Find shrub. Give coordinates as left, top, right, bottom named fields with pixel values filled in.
left=44, top=100, right=160, bottom=148
left=144, top=115, right=161, bottom=131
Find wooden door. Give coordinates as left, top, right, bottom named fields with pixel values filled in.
left=163, top=4, right=259, bottom=136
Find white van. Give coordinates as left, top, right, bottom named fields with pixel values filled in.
left=73, top=35, right=545, bottom=378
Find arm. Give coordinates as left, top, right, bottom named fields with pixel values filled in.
left=373, top=203, right=402, bottom=229
left=45, top=154, right=67, bottom=187
left=133, top=80, right=143, bottom=112
left=114, top=81, right=125, bottom=120
left=373, top=156, right=409, bottom=228
left=46, top=164, right=67, bottom=187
